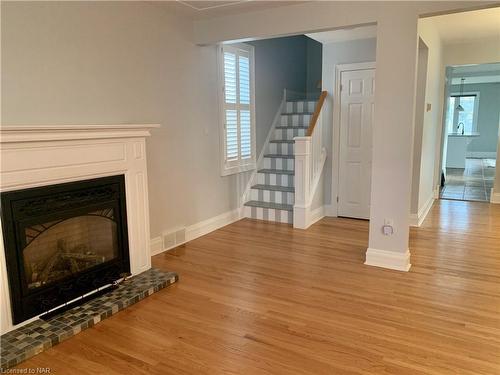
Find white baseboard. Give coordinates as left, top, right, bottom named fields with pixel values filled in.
left=491, top=188, right=500, bottom=204
left=365, top=248, right=411, bottom=272
left=186, top=208, right=241, bottom=240
left=294, top=204, right=328, bottom=229
left=433, top=186, right=440, bottom=199
left=150, top=237, right=163, bottom=256
left=309, top=205, right=325, bottom=226
left=409, top=195, right=435, bottom=227
left=150, top=208, right=242, bottom=256
left=323, top=204, right=335, bottom=217
left=466, top=151, right=497, bottom=159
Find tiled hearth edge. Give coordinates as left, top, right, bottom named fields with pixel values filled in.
left=1, top=268, right=178, bottom=369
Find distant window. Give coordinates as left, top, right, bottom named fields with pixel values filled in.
left=447, top=93, right=479, bottom=134
left=218, top=43, right=256, bottom=176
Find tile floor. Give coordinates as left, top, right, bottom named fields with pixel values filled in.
left=440, top=158, right=496, bottom=202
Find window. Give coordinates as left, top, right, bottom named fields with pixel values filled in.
left=446, top=93, right=479, bottom=134
left=218, top=43, right=256, bottom=176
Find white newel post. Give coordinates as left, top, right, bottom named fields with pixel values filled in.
left=293, top=137, right=311, bottom=229
left=0, top=124, right=159, bottom=334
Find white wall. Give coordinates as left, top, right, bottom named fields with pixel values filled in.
left=410, top=41, right=429, bottom=216
left=321, top=38, right=377, bottom=209
left=410, top=20, right=445, bottom=220
left=1, top=1, right=250, bottom=239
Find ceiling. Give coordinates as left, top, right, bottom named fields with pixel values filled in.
left=425, top=6, right=500, bottom=44
left=306, top=25, right=377, bottom=44
left=176, top=0, right=307, bottom=19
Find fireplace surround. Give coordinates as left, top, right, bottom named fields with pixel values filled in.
left=1, top=175, right=130, bottom=324
left=0, top=124, right=159, bottom=334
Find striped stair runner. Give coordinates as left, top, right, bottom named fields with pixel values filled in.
left=244, top=99, right=317, bottom=224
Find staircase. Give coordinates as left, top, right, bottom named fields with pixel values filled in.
left=243, top=99, right=318, bottom=224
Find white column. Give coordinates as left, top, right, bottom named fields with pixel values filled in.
left=365, top=12, right=419, bottom=271
left=491, top=132, right=500, bottom=203
left=293, top=137, right=311, bottom=229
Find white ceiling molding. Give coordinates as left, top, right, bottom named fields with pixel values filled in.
left=176, top=0, right=306, bottom=18
left=177, top=1, right=248, bottom=11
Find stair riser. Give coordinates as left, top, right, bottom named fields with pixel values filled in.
left=284, top=101, right=316, bottom=114
left=263, top=158, right=294, bottom=171
left=257, top=173, right=294, bottom=187
left=244, top=206, right=293, bottom=224
left=269, top=143, right=294, bottom=155
left=275, top=128, right=307, bottom=140
left=250, top=189, right=295, bottom=205
left=281, top=114, right=312, bottom=127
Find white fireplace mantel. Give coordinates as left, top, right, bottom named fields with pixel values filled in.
left=0, top=124, right=160, bottom=334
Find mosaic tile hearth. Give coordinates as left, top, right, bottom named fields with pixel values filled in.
left=1, top=268, right=178, bottom=369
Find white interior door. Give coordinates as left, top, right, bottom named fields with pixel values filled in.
left=338, top=68, right=375, bottom=219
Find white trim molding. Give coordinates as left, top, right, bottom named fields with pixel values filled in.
left=409, top=195, right=435, bottom=227
left=309, top=205, right=326, bottom=226
left=150, top=237, right=163, bottom=256
left=490, top=188, right=500, bottom=204
left=151, top=208, right=242, bottom=256
left=365, top=248, right=411, bottom=272
left=0, top=124, right=159, bottom=143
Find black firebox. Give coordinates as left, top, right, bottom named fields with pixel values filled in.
left=1, top=175, right=130, bottom=324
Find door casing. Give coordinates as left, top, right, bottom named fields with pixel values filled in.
left=331, top=62, right=376, bottom=218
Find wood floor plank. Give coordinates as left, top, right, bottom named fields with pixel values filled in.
left=12, top=199, right=500, bottom=374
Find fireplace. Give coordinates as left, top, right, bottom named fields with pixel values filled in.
left=1, top=175, right=130, bottom=324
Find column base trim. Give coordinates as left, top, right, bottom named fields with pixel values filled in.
left=365, top=248, right=411, bottom=272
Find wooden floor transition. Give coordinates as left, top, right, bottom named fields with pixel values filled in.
left=15, top=200, right=500, bottom=374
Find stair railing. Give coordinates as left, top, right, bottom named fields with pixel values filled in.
left=294, top=91, right=328, bottom=229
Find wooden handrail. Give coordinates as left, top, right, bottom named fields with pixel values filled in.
left=306, top=91, right=327, bottom=136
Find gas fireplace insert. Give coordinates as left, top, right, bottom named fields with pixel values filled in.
left=1, top=175, right=130, bottom=324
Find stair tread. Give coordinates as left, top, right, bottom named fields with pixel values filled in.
left=270, top=139, right=294, bottom=144
left=244, top=200, right=293, bottom=211
left=251, top=184, right=295, bottom=192
left=258, top=169, right=294, bottom=175
left=264, top=154, right=295, bottom=159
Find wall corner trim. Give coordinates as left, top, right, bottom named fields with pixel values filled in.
left=365, top=248, right=411, bottom=272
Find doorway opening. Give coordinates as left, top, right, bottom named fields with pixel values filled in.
left=440, top=63, right=500, bottom=202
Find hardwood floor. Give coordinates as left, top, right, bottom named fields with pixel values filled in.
left=15, top=200, right=500, bottom=374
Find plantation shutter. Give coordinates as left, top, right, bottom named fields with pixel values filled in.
left=221, top=44, right=254, bottom=169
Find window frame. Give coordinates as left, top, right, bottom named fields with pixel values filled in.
left=217, top=42, right=257, bottom=177
left=447, top=91, right=480, bottom=134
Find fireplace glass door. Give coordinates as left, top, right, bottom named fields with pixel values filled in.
left=23, top=209, right=119, bottom=290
